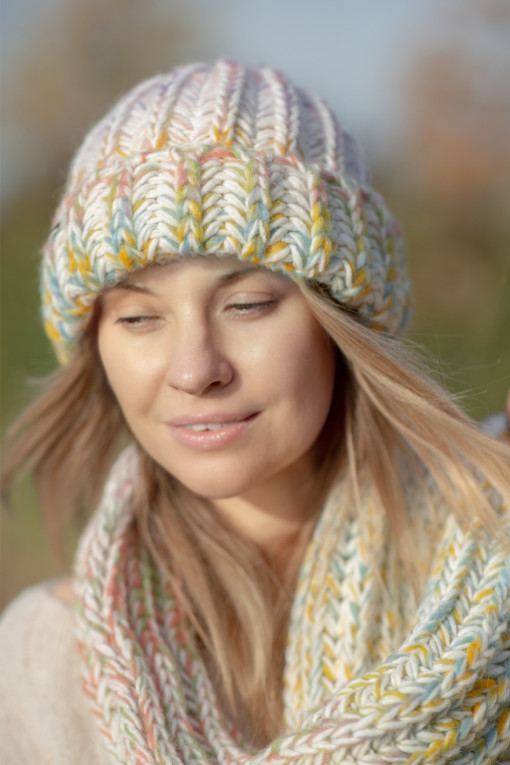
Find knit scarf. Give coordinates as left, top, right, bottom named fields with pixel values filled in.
left=74, top=448, right=510, bottom=764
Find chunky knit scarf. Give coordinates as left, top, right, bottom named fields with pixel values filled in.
left=74, top=448, right=510, bottom=764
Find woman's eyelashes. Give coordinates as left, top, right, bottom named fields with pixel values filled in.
left=110, top=284, right=282, bottom=331
left=223, top=285, right=281, bottom=315
left=115, top=314, right=161, bottom=329
left=225, top=298, right=277, bottom=315
left=114, top=297, right=279, bottom=327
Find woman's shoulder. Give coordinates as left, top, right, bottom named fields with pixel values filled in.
left=1, top=576, right=72, bottom=622
left=0, top=577, right=72, bottom=655
left=0, top=579, right=108, bottom=765
left=0, top=579, right=76, bottom=671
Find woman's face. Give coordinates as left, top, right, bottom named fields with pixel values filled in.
left=98, top=256, right=336, bottom=507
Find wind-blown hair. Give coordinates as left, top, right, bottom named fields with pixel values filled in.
left=2, top=284, right=510, bottom=744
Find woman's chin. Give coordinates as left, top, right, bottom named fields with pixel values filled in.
left=180, top=477, right=254, bottom=502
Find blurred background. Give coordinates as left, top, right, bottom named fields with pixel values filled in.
left=1, top=0, right=509, bottom=608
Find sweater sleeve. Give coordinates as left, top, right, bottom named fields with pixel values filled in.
left=0, top=582, right=109, bottom=765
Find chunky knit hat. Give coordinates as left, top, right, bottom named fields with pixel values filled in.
left=41, top=59, right=409, bottom=363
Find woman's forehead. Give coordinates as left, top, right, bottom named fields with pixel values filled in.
left=117, top=255, right=290, bottom=289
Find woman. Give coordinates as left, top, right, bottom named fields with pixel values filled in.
left=1, top=59, right=509, bottom=764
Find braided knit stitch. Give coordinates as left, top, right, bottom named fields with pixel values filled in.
left=41, top=60, right=409, bottom=363
left=74, top=448, right=510, bottom=764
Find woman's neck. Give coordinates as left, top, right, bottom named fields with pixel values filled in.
left=210, top=470, right=321, bottom=590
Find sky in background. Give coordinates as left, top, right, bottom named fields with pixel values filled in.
left=1, top=0, right=450, bottom=201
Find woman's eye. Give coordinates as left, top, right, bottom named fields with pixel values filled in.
left=116, top=315, right=159, bottom=328
left=227, top=300, right=277, bottom=314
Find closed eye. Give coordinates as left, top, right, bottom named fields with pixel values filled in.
left=116, top=315, right=160, bottom=327
left=227, top=300, right=277, bottom=313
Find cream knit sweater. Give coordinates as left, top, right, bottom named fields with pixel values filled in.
left=0, top=582, right=109, bottom=765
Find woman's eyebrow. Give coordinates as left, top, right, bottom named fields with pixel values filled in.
left=111, top=266, right=268, bottom=293
left=216, top=267, right=265, bottom=285
left=114, top=282, right=156, bottom=294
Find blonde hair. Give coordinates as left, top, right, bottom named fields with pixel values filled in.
left=3, top=285, right=510, bottom=745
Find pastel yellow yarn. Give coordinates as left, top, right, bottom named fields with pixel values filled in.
left=40, top=60, right=409, bottom=363
left=74, top=448, right=510, bottom=764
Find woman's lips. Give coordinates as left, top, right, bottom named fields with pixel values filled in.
left=166, top=413, right=259, bottom=450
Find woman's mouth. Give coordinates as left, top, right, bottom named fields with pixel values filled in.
left=167, top=413, right=259, bottom=450
left=182, top=420, right=244, bottom=432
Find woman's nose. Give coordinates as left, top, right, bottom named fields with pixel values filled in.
left=164, top=325, right=233, bottom=396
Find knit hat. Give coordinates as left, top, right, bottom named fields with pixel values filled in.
left=41, top=59, right=409, bottom=363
